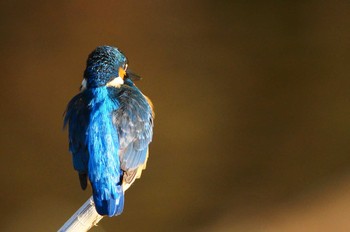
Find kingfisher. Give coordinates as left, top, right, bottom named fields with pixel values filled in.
left=64, top=45, right=154, bottom=217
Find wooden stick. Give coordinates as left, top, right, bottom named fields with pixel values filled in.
left=58, top=172, right=138, bottom=231
left=58, top=196, right=103, bottom=232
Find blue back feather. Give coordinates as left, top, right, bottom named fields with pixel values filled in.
left=86, top=86, right=124, bottom=216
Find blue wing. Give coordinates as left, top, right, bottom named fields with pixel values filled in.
left=64, top=82, right=153, bottom=217
left=64, top=90, right=92, bottom=189
left=111, top=83, right=154, bottom=173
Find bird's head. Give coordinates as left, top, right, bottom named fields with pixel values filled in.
left=81, top=45, right=140, bottom=90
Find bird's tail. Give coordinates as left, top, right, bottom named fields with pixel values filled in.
left=93, top=186, right=124, bottom=217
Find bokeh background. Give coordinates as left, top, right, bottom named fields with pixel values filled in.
left=1, top=1, right=350, bottom=231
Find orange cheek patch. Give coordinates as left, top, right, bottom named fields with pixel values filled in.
left=118, top=67, right=126, bottom=79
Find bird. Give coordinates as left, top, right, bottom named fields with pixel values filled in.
left=64, top=45, right=154, bottom=217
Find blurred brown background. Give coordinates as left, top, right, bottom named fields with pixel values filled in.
left=1, top=1, right=350, bottom=231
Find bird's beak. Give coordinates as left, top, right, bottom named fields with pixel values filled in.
left=126, top=69, right=142, bottom=81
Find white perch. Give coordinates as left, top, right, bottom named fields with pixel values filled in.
left=58, top=196, right=103, bottom=232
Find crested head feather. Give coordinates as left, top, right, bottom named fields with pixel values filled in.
left=84, top=46, right=128, bottom=88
